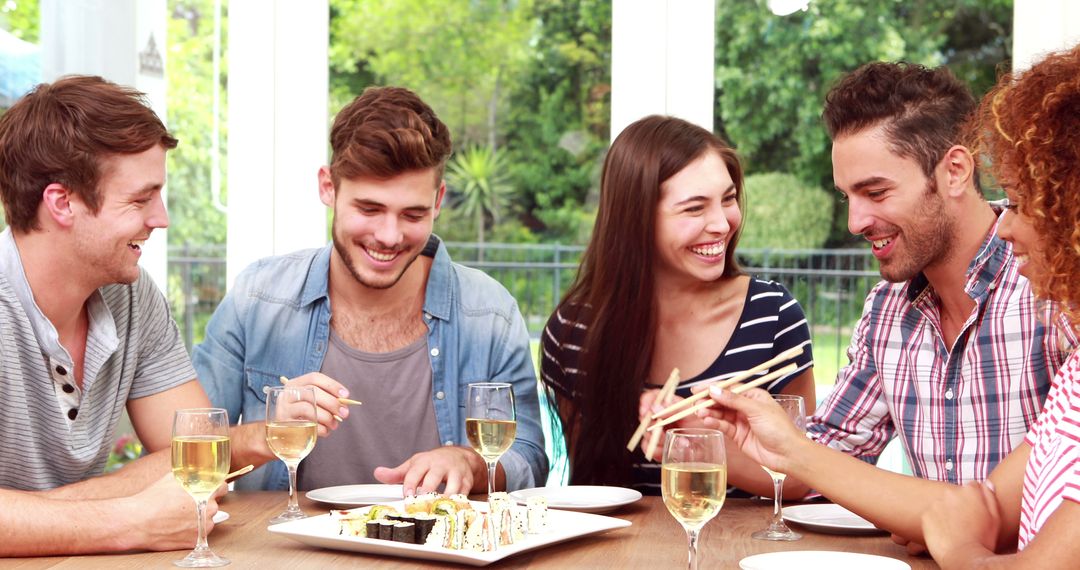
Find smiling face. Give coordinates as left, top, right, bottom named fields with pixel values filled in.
left=321, top=167, right=443, bottom=291
left=69, top=145, right=169, bottom=286
left=653, top=150, right=741, bottom=286
left=997, top=186, right=1046, bottom=288
left=832, top=124, right=955, bottom=283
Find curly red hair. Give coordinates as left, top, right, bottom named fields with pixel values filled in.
left=971, top=44, right=1080, bottom=333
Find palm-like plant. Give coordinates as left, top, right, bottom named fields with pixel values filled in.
left=445, top=145, right=513, bottom=244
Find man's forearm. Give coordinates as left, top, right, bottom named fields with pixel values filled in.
left=0, top=490, right=143, bottom=556
left=38, top=450, right=171, bottom=500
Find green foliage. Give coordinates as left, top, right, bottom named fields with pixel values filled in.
left=739, top=172, right=832, bottom=250
left=502, top=0, right=610, bottom=243
left=166, top=0, right=227, bottom=246
left=445, top=145, right=513, bottom=243
left=0, top=0, right=39, bottom=42
left=715, top=0, right=1012, bottom=245
left=105, top=433, right=143, bottom=473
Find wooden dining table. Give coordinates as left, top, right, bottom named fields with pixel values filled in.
left=7, top=492, right=940, bottom=569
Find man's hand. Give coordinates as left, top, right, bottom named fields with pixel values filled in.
left=282, top=372, right=352, bottom=436
left=922, top=481, right=1000, bottom=564
left=373, top=447, right=486, bottom=496
left=120, top=473, right=224, bottom=552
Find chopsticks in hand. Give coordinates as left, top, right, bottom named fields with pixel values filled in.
left=279, top=376, right=361, bottom=423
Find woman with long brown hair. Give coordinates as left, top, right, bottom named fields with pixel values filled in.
left=540, top=115, right=815, bottom=494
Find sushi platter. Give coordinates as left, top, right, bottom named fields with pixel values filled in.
left=268, top=493, right=631, bottom=566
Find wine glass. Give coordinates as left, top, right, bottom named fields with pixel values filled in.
left=465, top=382, right=517, bottom=496
left=662, top=428, right=727, bottom=570
left=171, top=408, right=231, bottom=567
left=752, top=394, right=806, bottom=541
left=265, top=385, right=319, bottom=523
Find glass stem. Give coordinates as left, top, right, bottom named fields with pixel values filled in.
left=685, top=527, right=701, bottom=570
left=486, top=460, right=498, bottom=496
left=771, top=476, right=785, bottom=527
left=287, top=463, right=300, bottom=511
left=194, top=499, right=210, bottom=552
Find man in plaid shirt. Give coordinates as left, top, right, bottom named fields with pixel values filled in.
left=804, top=62, right=1075, bottom=486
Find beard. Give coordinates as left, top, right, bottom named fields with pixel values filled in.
left=877, top=181, right=956, bottom=283
left=330, top=218, right=423, bottom=290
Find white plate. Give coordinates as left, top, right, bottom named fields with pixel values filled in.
left=212, top=510, right=230, bottom=524
left=268, top=499, right=631, bottom=567
left=508, top=486, right=642, bottom=514
left=305, top=484, right=405, bottom=507
left=739, top=551, right=910, bottom=570
left=782, top=503, right=882, bottom=535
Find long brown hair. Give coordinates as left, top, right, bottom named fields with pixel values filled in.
left=558, top=115, right=744, bottom=485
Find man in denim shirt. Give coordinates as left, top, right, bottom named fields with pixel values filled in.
left=194, top=86, right=546, bottom=495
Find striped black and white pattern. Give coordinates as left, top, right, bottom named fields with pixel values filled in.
left=541, top=277, right=814, bottom=494
left=0, top=263, right=195, bottom=491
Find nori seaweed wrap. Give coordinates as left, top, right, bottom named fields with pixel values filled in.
left=392, top=521, right=416, bottom=544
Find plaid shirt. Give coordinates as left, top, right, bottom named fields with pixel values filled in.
left=809, top=212, right=1076, bottom=484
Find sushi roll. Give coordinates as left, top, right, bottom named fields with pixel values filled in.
left=405, top=492, right=439, bottom=514
left=378, top=519, right=396, bottom=540
left=392, top=521, right=417, bottom=544
left=526, top=496, right=549, bottom=534
left=365, top=520, right=380, bottom=539
left=425, top=515, right=450, bottom=548
left=510, top=507, right=528, bottom=542
left=413, top=513, right=437, bottom=543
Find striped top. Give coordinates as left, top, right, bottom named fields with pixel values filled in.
left=1019, top=349, right=1080, bottom=549
left=808, top=213, right=1076, bottom=484
left=0, top=229, right=195, bottom=490
left=541, top=277, right=813, bottom=494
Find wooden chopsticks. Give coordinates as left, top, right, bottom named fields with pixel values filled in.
left=279, top=376, right=362, bottom=423
left=625, top=346, right=805, bottom=450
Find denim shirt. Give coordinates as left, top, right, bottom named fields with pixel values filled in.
left=193, top=237, right=547, bottom=491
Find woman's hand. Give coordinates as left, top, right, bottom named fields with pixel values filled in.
left=922, top=481, right=1000, bottom=565
left=699, top=386, right=808, bottom=474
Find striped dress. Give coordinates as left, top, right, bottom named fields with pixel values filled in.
left=541, top=277, right=814, bottom=494
left=1018, top=349, right=1080, bottom=549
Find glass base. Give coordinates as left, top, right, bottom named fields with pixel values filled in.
left=751, top=525, right=802, bottom=541
left=174, top=548, right=230, bottom=567
left=269, top=506, right=307, bottom=525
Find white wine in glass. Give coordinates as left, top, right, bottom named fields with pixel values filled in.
left=662, top=429, right=726, bottom=570
left=752, top=394, right=805, bottom=541
left=172, top=408, right=231, bottom=568
left=265, top=386, right=318, bottom=524
left=465, top=383, right=516, bottom=496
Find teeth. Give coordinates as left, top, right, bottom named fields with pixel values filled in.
left=128, top=240, right=145, bottom=249
left=872, top=238, right=892, bottom=249
left=690, top=243, right=726, bottom=257
left=365, top=247, right=397, bottom=262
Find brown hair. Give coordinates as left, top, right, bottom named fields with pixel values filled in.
left=555, top=115, right=744, bottom=485
left=329, top=86, right=452, bottom=188
left=973, top=44, right=1080, bottom=332
left=0, top=75, right=177, bottom=233
left=823, top=61, right=979, bottom=192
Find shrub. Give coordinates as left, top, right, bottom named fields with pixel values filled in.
left=739, top=172, right=832, bottom=250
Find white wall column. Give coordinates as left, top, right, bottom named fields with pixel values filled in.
left=610, top=0, right=715, bottom=140
left=1013, top=0, right=1080, bottom=72
left=227, top=0, right=328, bottom=287
left=40, top=0, right=169, bottom=291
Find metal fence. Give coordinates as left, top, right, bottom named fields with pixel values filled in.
left=166, top=243, right=882, bottom=372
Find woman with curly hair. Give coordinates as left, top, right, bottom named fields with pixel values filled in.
left=702, top=43, right=1080, bottom=569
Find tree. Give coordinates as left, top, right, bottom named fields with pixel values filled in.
left=714, top=0, right=1013, bottom=246
left=445, top=145, right=513, bottom=244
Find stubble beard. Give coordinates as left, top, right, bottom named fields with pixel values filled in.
left=878, top=182, right=956, bottom=283
left=331, top=221, right=421, bottom=291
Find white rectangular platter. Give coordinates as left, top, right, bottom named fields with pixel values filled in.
left=268, top=500, right=631, bottom=566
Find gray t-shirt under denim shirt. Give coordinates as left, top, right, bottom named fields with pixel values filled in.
left=298, top=329, right=441, bottom=491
